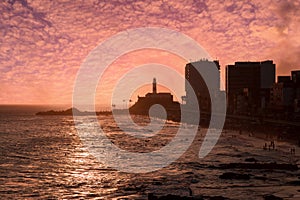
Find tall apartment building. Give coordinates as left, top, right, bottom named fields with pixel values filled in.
left=226, top=60, right=275, bottom=114
left=185, top=60, right=221, bottom=113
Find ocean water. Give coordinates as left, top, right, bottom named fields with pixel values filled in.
left=0, top=106, right=299, bottom=199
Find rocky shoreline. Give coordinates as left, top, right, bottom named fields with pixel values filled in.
left=36, top=107, right=300, bottom=146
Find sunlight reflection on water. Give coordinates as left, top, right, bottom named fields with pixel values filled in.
left=0, top=114, right=299, bottom=199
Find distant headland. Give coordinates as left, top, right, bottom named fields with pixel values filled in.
left=36, top=108, right=112, bottom=116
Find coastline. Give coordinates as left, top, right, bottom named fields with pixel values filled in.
left=35, top=107, right=300, bottom=147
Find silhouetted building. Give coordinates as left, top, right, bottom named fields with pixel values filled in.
left=270, top=71, right=300, bottom=120
left=129, top=78, right=180, bottom=120
left=292, top=70, right=300, bottom=86
left=270, top=81, right=294, bottom=112
left=226, top=60, right=275, bottom=114
left=278, top=76, right=292, bottom=84
left=271, top=76, right=294, bottom=112
left=292, top=71, right=300, bottom=105
left=185, top=60, right=221, bottom=113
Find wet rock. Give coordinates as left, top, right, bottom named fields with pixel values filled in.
left=152, top=181, right=163, bottom=185
left=191, top=179, right=199, bottom=184
left=268, top=178, right=280, bottom=182
left=86, top=193, right=100, bottom=197
left=185, top=171, right=194, bottom=175
left=245, top=158, right=257, bottom=162
left=207, top=196, right=230, bottom=200
left=254, top=176, right=268, bottom=181
left=287, top=180, right=300, bottom=186
left=148, top=193, right=204, bottom=200
left=263, top=194, right=283, bottom=200
left=219, top=163, right=298, bottom=171
left=219, top=172, right=250, bottom=180
left=123, top=184, right=144, bottom=191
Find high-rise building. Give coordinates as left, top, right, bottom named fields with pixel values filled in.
left=270, top=70, right=300, bottom=119
left=185, top=60, right=221, bottom=113
left=270, top=80, right=294, bottom=112
left=291, top=71, right=300, bottom=113
left=226, top=60, right=275, bottom=114
left=292, top=70, right=300, bottom=85
left=278, top=76, right=292, bottom=84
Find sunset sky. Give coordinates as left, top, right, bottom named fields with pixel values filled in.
left=1, top=0, right=300, bottom=107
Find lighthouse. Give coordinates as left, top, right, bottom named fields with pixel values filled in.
left=129, top=77, right=180, bottom=121
left=153, top=78, right=157, bottom=94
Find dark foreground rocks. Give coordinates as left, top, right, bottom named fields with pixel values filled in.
left=219, top=172, right=250, bottom=180
left=148, top=193, right=229, bottom=200
left=263, top=194, right=283, bottom=200
left=218, top=162, right=298, bottom=171
left=148, top=194, right=202, bottom=200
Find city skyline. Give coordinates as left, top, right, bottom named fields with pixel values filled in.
left=1, top=1, right=300, bottom=199
left=1, top=0, right=300, bottom=106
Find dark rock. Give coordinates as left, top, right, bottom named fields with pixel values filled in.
left=219, top=172, right=250, bottom=180
left=148, top=193, right=204, bottom=200
left=86, top=193, right=100, bottom=197
left=207, top=196, right=230, bottom=200
left=268, top=178, right=280, bottom=182
left=148, top=193, right=157, bottom=200
left=123, top=186, right=136, bottom=191
left=254, top=176, right=268, bottom=181
left=219, top=163, right=298, bottom=171
left=191, top=179, right=199, bottom=184
left=263, top=194, right=283, bottom=200
left=245, top=158, right=257, bottom=162
left=287, top=180, right=300, bottom=186
left=152, top=181, right=163, bottom=185
left=185, top=171, right=194, bottom=175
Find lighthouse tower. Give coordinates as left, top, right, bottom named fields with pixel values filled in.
left=153, top=78, right=157, bottom=94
